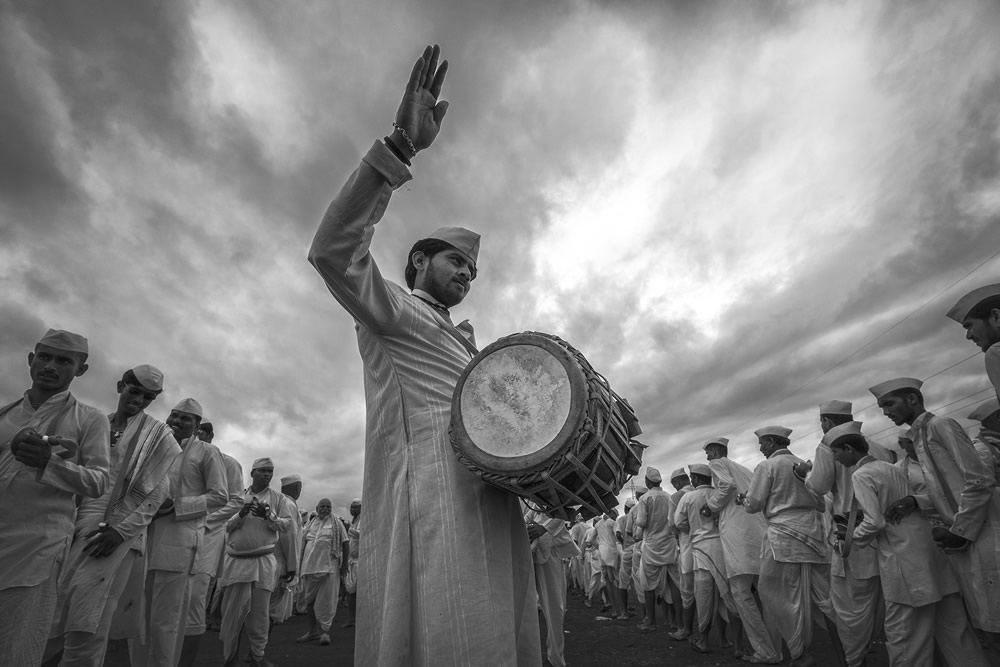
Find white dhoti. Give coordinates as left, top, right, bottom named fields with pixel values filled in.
left=344, top=557, right=358, bottom=594
left=729, top=573, right=781, bottom=662
left=830, top=570, right=881, bottom=667
left=58, top=550, right=141, bottom=667
left=884, top=593, right=988, bottom=667
left=302, top=572, right=340, bottom=632
left=221, top=582, right=272, bottom=661
left=0, top=568, right=59, bottom=667
left=129, top=569, right=191, bottom=667
left=758, top=550, right=834, bottom=660
left=535, top=558, right=567, bottom=667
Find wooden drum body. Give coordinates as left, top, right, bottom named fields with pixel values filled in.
left=449, top=331, right=645, bottom=520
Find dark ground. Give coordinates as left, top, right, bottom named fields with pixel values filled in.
left=102, top=587, right=864, bottom=667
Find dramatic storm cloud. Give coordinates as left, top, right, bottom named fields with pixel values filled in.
left=2, top=0, right=999, bottom=511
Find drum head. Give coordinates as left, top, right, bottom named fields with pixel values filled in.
left=452, top=333, right=587, bottom=473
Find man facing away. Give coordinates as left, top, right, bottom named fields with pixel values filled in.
left=669, top=469, right=695, bottom=641
left=634, top=467, right=676, bottom=633
left=219, top=458, right=294, bottom=667
left=525, top=507, right=580, bottom=667
left=743, top=425, right=841, bottom=667
left=297, top=498, right=349, bottom=646
left=826, top=421, right=987, bottom=667
left=675, top=462, right=739, bottom=654
left=615, top=499, right=637, bottom=613
left=307, top=44, right=540, bottom=665
left=131, top=398, right=227, bottom=667
left=48, top=365, right=180, bottom=667
left=794, top=400, right=893, bottom=667
left=967, top=399, right=1000, bottom=483
left=701, top=437, right=779, bottom=664
left=870, top=377, right=1000, bottom=641
left=947, top=283, right=1000, bottom=401
left=0, top=329, right=110, bottom=666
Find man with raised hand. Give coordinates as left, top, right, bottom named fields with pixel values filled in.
left=219, top=458, right=294, bottom=667
left=870, top=377, right=1000, bottom=641
left=701, top=437, right=778, bottom=664
left=308, top=44, right=540, bottom=665
left=49, top=365, right=180, bottom=667
left=131, top=397, right=227, bottom=667
left=825, top=421, right=987, bottom=666
left=743, top=426, right=842, bottom=667
left=947, top=283, right=1000, bottom=400
left=0, top=329, right=110, bottom=666
left=793, top=400, right=892, bottom=667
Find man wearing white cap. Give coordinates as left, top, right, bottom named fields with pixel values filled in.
left=793, top=401, right=893, bottom=667
left=668, top=468, right=695, bottom=640
left=46, top=365, right=181, bottom=667
left=343, top=498, right=362, bottom=628
left=947, top=283, right=1000, bottom=401
left=308, top=45, right=540, bottom=665
left=219, top=458, right=293, bottom=666
left=743, top=426, right=840, bottom=667
left=595, top=508, right=624, bottom=619
left=181, top=421, right=245, bottom=667
left=615, top=498, right=637, bottom=613
left=675, top=462, right=738, bottom=653
left=268, top=473, right=303, bottom=626
left=525, top=508, right=580, bottom=667
left=0, top=329, right=110, bottom=666
left=132, top=397, right=227, bottom=667
left=634, top=467, right=676, bottom=632
left=825, top=422, right=987, bottom=666
left=628, top=487, right=647, bottom=608
left=701, top=438, right=778, bottom=664
left=297, top=498, right=349, bottom=646
left=870, top=378, right=1000, bottom=637
left=967, top=398, right=1000, bottom=483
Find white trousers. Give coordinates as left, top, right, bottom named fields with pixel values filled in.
left=58, top=550, right=139, bottom=667
left=729, top=573, right=781, bottom=662
left=831, top=571, right=881, bottom=667
left=185, top=572, right=211, bottom=636
left=884, top=592, right=987, bottom=667
left=129, top=569, right=191, bottom=667
left=221, top=582, right=271, bottom=661
left=302, top=572, right=340, bottom=632
left=535, top=558, right=567, bottom=667
left=758, top=553, right=834, bottom=660
left=0, top=569, right=59, bottom=667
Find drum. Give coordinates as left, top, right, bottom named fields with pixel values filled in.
left=449, top=331, right=645, bottom=520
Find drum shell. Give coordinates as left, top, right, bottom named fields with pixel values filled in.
left=450, top=331, right=645, bottom=521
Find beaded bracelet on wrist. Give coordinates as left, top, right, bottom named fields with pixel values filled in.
left=391, top=122, right=418, bottom=156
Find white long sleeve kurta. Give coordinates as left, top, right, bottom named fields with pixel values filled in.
left=194, top=453, right=245, bottom=577
left=850, top=457, right=958, bottom=607
left=0, top=390, right=110, bottom=591
left=308, top=141, right=540, bottom=666
left=633, top=486, right=676, bottom=567
left=909, top=411, right=1000, bottom=632
left=705, top=457, right=766, bottom=577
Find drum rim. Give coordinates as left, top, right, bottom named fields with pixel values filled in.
left=450, top=332, right=589, bottom=474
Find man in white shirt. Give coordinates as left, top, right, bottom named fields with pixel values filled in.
left=131, top=398, right=227, bottom=667
left=297, top=498, right=349, bottom=646
left=634, top=467, right=676, bottom=633
left=526, top=508, right=580, bottom=667
left=947, top=283, right=1000, bottom=401
left=0, top=329, right=110, bottom=666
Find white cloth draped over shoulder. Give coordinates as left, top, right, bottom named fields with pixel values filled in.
left=300, top=516, right=348, bottom=575
left=308, top=140, right=540, bottom=666
left=705, top=457, right=766, bottom=577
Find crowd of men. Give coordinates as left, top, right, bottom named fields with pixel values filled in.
left=0, top=329, right=361, bottom=667
left=544, top=283, right=1000, bottom=667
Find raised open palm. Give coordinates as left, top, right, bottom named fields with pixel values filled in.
left=393, top=45, right=450, bottom=153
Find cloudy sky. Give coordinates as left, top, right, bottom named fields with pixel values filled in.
left=3, top=0, right=999, bottom=513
